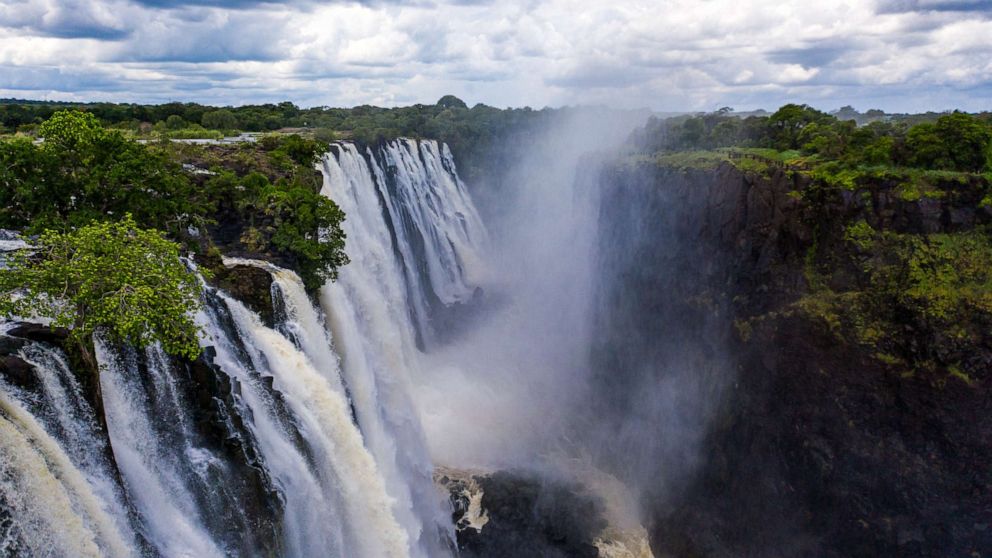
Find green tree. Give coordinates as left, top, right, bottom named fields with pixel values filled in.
left=201, top=109, right=239, bottom=131
left=799, top=120, right=855, bottom=158
left=0, top=137, right=65, bottom=229
left=437, top=95, right=468, bottom=109
left=905, top=113, right=992, bottom=171
left=165, top=114, right=187, bottom=130
left=0, top=216, right=204, bottom=364
left=40, top=110, right=103, bottom=150
left=935, top=112, right=990, bottom=172
left=259, top=181, right=349, bottom=289
left=767, top=103, right=834, bottom=150
left=2, top=110, right=203, bottom=235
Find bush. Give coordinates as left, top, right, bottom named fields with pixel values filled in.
left=0, top=216, right=204, bottom=360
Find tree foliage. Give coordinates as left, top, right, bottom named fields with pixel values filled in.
left=631, top=105, right=992, bottom=174
left=905, top=113, right=992, bottom=172
left=766, top=104, right=835, bottom=150
left=2, top=110, right=203, bottom=234
left=0, top=216, right=204, bottom=359
left=203, top=162, right=348, bottom=289
left=201, top=109, right=239, bottom=131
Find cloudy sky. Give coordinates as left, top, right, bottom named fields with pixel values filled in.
left=0, top=0, right=990, bottom=112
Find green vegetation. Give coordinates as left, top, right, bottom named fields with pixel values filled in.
left=0, top=96, right=556, bottom=186
left=161, top=134, right=348, bottom=289
left=0, top=216, right=203, bottom=360
left=633, top=104, right=992, bottom=385
left=0, top=110, right=352, bottom=358
left=0, top=110, right=348, bottom=289
left=0, top=111, right=201, bottom=235
left=636, top=104, right=992, bottom=179
left=652, top=150, right=730, bottom=170
left=794, top=229, right=992, bottom=380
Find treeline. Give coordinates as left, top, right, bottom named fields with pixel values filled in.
left=633, top=104, right=992, bottom=172
left=0, top=95, right=556, bottom=185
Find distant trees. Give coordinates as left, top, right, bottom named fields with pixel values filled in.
left=904, top=112, right=992, bottom=172
left=766, top=104, right=835, bottom=150
left=165, top=114, right=187, bottom=130
left=201, top=109, right=239, bottom=130
left=437, top=95, right=468, bottom=109
left=632, top=104, right=992, bottom=174
left=8, top=99, right=988, bottom=177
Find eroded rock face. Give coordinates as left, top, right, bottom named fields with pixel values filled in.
left=0, top=354, right=35, bottom=392
left=6, top=323, right=70, bottom=345
left=212, top=264, right=276, bottom=328
left=593, top=161, right=992, bottom=557
left=438, top=469, right=608, bottom=558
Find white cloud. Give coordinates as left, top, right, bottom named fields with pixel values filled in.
left=0, top=0, right=989, bottom=111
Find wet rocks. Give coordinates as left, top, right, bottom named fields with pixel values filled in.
left=437, top=468, right=608, bottom=558
left=6, top=323, right=70, bottom=345
left=596, top=161, right=992, bottom=557
left=0, top=354, right=37, bottom=392
left=211, top=264, right=275, bottom=328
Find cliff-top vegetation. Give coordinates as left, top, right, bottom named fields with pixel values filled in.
left=0, top=110, right=348, bottom=358
left=632, top=104, right=992, bottom=385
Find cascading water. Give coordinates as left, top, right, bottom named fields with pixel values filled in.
left=0, top=137, right=491, bottom=557
left=0, top=377, right=135, bottom=558
left=323, top=140, right=487, bottom=348
left=317, top=139, right=489, bottom=556
left=95, top=339, right=229, bottom=558
left=207, top=269, right=411, bottom=558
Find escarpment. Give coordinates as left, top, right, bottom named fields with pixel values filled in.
left=592, top=159, right=992, bottom=557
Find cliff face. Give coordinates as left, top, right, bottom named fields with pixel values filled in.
left=592, top=160, right=992, bottom=557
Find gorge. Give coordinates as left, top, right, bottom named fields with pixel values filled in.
left=1, top=105, right=990, bottom=558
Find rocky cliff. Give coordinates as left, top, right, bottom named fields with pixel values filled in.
left=592, top=159, right=992, bottom=557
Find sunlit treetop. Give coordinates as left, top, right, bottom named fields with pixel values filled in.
left=0, top=215, right=205, bottom=359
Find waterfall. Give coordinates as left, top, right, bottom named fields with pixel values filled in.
left=204, top=258, right=411, bottom=557
left=323, top=140, right=487, bottom=348
left=15, top=342, right=137, bottom=544
left=197, top=284, right=348, bottom=557
left=95, top=338, right=228, bottom=558
left=317, top=138, right=490, bottom=556
left=0, top=388, right=134, bottom=558
left=0, top=137, right=490, bottom=558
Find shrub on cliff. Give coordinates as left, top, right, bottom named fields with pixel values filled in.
left=195, top=137, right=348, bottom=289
left=0, top=216, right=204, bottom=364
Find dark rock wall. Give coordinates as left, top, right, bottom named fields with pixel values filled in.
left=592, top=161, right=992, bottom=557
left=445, top=471, right=607, bottom=558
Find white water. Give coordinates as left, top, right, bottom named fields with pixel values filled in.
left=15, top=342, right=137, bottom=546
left=96, top=337, right=226, bottom=558
left=209, top=272, right=407, bottom=558
left=0, top=137, right=494, bottom=558
left=197, top=285, right=349, bottom=557
left=378, top=139, right=488, bottom=308
left=0, top=389, right=134, bottom=558
left=318, top=139, right=493, bottom=556
left=326, top=140, right=487, bottom=347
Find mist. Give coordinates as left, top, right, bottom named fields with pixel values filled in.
left=408, top=105, right=729, bottom=530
